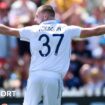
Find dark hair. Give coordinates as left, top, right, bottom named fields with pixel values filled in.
left=40, top=5, right=55, bottom=17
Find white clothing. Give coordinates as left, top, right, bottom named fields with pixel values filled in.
left=23, top=71, right=63, bottom=105
left=19, top=20, right=81, bottom=78
left=19, top=20, right=81, bottom=105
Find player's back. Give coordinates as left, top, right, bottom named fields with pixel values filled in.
left=19, top=20, right=81, bottom=77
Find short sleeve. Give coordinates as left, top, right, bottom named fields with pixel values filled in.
left=67, top=25, right=82, bottom=39
left=19, top=26, right=33, bottom=42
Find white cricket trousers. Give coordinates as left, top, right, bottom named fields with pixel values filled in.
left=23, top=70, right=63, bottom=105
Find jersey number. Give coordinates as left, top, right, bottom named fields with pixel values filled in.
left=38, top=34, right=64, bottom=57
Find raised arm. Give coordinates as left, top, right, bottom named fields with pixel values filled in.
left=80, top=25, right=105, bottom=38
left=0, top=24, right=20, bottom=37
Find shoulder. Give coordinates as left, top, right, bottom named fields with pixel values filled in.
left=57, top=23, right=67, bottom=29
left=19, top=25, right=39, bottom=32
left=67, top=25, right=82, bottom=29
left=26, top=25, right=39, bottom=32
left=65, top=25, right=82, bottom=32
left=57, top=24, right=81, bottom=30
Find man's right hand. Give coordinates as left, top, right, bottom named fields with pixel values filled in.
left=0, top=24, right=20, bottom=37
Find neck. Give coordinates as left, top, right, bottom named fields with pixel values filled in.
left=44, top=17, right=55, bottom=21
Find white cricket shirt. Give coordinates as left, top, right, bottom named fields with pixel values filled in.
left=19, top=20, right=81, bottom=78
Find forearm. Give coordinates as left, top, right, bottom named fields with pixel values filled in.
left=93, top=25, right=105, bottom=36
left=0, top=24, right=11, bottom=35
left=80, top=25, right=105, bottom=38
left=0, top=24, right=19, bottom=37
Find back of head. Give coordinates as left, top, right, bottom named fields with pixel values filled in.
left=39, top=5, right=55, bottom=18
left=34, top=5, right=55, bottom=24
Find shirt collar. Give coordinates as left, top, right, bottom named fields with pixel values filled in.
left=41, top=20, right=61, bottom=25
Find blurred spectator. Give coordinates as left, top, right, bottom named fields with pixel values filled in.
left=70, top=39, right=93, bottom=77
left=2, top=0, right=15, bottom=6
left=9, top=0, right=37, bottom=27
left=8, top=0, right=37, bottom=56
left=98, top=36, right=105, bottom=58
left=0, top=60, right=7, bottom=87
left=34, top=0, right=42, bottom=7
left=83, top=67, right=105, bottom=96
left=0, top=36, right=17, bottom=61
left=64, top=70, right=82, bottom=89
left=87, top=0, right=104, bottom=11
left=79, top=64, right=91, bottom=85
left=0, top=1, right=17, bottom=59
left=63, top=39, right=93, bottom=89
left=0, top=1, right=9, bottom=24
left=91, top=36, right=105, bottom=76
left=51, top=0, right=83, bottom=13
left=18, top=53, right=30, bottom=88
